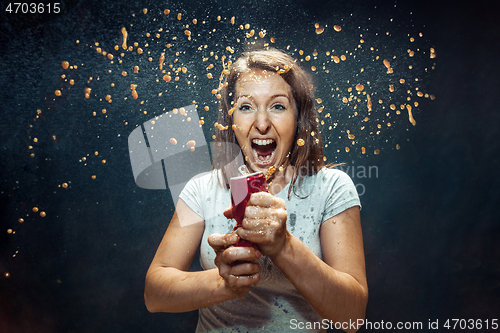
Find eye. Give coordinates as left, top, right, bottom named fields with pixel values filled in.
left=239, top=104, right=252, bottom=111
left=272, top=103, right=286, bottom=111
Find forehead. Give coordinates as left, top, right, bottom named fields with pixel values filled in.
left=235, top=69, right=292, bottom=98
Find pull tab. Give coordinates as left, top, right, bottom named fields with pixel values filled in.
left=238, top=164, right=250, bottom=176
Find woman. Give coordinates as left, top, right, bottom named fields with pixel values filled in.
left=145, top=49, right=368, bottom=333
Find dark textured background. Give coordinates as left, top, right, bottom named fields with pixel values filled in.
left=1, top=0, right=499, bottom=332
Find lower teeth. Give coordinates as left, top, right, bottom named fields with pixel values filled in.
left=254, top=148, right=274, bottom=163
left=259, top=154, right=273, bottom=163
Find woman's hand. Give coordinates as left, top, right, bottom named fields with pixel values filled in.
left=208, top=233, right=262, bottom=298
left=232, top=192, right=289, bottom=258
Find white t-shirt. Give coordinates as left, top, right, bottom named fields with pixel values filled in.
left=179, top=167, right=361, bottom=332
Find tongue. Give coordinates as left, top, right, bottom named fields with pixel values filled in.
left=255, top=144, right=274, bottom=156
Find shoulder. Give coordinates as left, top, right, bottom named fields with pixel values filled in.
left=184, top=169, right=221, bottom=192
left=312, top=167, right=355, bottom=186
left=290, top=167, right=354, bottom=198
left=315, top=167, right=361, bottom=219
left=305, top=167, right=359, bottom=203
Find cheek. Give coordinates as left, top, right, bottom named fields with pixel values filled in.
left=232, top=120, right=249, bottom=149
left=233, top=114, right=252, bottom=135
left=232, top=113, right=243, bottom=129
left=282, top=117, right=297, bottom=142
left=235, top=132, right=246, bottom=148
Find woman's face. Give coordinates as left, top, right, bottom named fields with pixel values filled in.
left=233, top=69, right=297, bottom=174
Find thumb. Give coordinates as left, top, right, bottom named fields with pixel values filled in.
left=223, top=204, right=234, bottom=219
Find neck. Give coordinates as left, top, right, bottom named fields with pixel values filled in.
left=268, top=165, right=294, bottom=195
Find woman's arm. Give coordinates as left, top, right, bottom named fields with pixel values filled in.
left=144, top=199, right=261, bottom=313
left=271, top=206, right=367, bottom=332
left=237, top=193, right=367, bottom=333
left=144, top=198, right=226, bottom=312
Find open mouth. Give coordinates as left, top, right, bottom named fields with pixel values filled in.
left=251, top=139, right=277, bottom=165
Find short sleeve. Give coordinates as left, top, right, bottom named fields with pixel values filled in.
left=321, top=169, right=361, bottom=223
left=178, top=172, right=211, bottom=220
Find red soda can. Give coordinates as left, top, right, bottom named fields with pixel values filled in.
left=230, top=172, right=268, bottom=248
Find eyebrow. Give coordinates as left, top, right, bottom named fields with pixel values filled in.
left=236, top=93, right=291, bottom=101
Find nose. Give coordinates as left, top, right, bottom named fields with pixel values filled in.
left=253, top=107, right=271, bottom=133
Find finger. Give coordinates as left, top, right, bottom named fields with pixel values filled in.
left=223, top=205, right=234, bottom=219
left=222, top=245, right=262, bottom=263
left=241, top=217, right=277, bottom=231
left=208, top=233, right=239, bottom=251
left=236, top=226, right=287, bottom=246
left=217, top=262, right=260, bottom=291
left=248, top=192, right=285, bottom=209
left=226, top=272, right=260, bottom=290
left=236, top=228, right=269, bottom=244
left=244, top=206, right=287, bottom=221
left=227, top=261, right=261, bottom=276
left=216, top=257, right=230, bottom=277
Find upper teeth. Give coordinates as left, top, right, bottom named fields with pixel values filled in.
left=253, top=139, right=274, bottom=145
